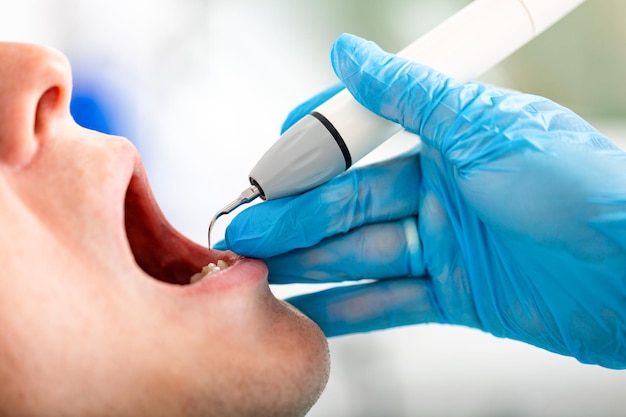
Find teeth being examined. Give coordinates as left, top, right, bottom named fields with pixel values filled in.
left=190, top=260, right=230, bottom=284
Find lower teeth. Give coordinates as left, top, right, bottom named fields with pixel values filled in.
left=189, top=260, right=230, bottom=284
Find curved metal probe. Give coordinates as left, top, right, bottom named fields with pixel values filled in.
left=208, top=185, right=261, bottom=248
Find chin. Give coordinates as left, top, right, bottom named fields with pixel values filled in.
left=221, top=298, right=330, bottom=417
left=266, top=300, right=331, bottom=417
left=161, top=297, right=330, bottom=417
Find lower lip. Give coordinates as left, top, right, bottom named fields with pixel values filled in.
left=184, top=257, right=269, bottom=294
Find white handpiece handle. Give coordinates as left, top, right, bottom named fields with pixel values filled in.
left=249, top=0, right=585, bottom=200
left=315, top=0, right=584, bottom=162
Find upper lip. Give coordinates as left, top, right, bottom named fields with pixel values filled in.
left=122, top=162, right=237, bottom=285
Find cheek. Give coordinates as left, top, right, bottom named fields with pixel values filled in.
left=7, top=133, right=135, bottom=263
left=0, top=273, right=134, bottom=414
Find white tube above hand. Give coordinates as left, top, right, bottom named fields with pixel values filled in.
left=247, top=0, right=585, bottom=201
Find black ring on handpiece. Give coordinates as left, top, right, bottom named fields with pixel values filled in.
left=249, top=178, right=267, bottom=200
left=310, top=111, right=352, bottom=169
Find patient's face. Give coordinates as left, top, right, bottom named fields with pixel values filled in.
left=0, top=43, right=329, bottom=417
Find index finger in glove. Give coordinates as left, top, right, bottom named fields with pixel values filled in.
left=225, top=153, right=421, bottom=258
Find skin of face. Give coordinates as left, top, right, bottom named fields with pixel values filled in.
left=0, top=42, right=329, bottom=417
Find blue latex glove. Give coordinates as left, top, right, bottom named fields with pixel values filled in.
left=222, top=34, right=626, bottom=369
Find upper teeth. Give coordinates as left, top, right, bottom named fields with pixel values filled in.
left=190, top=260, right=230, bottom=284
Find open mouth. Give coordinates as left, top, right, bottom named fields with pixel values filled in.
left=122, top=168, right=238, bottom=285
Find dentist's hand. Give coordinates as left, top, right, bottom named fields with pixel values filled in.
left=222, top=34, right=626, bottom=369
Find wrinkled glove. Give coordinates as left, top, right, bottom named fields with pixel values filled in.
left=221, top=33, right=626, bottom=369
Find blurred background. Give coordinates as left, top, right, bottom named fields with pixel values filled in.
left=1, top=0, right=625, bottom=415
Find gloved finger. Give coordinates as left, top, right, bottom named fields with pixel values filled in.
left=225, top=153, right=421, bottom=258
left=330, top=33, right=460, bottom=138
left=281, top=83, right=345, bottom=133
left=330, top=34, right=617, bottom=166
left=286, top=276, right=445, bottom=337
left=212, top=239, right=227, bottom=251
left=266, top=217, right=423, bottom=284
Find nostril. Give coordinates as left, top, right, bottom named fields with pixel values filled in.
left=34, top=86, right=61, bottom=136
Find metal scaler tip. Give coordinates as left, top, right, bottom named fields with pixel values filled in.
left=208, top=185, right=261, bottom=248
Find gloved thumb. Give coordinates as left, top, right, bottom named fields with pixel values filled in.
left=330, top=33, right=461, bottom=146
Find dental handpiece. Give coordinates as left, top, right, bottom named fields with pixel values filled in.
left=208, top=0, right=585, bottom=247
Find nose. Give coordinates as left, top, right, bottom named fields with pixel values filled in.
left=0, top=42, right=72, bottom=168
